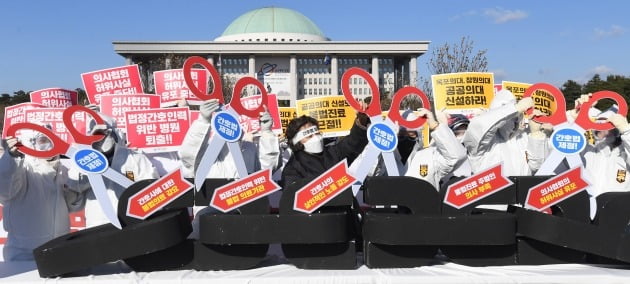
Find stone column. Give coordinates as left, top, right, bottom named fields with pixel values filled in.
left=331, top=55, right=339, bottom=95
left=290, top=55, right=297, bottom=106
left=409, top=56, right=418, bottom=87
left=372, top=55, right=380, bottom=91
left=249, top=55, right=256, bottom=78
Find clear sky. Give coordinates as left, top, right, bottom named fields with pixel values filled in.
left=1, top=0, right=628, bottom=94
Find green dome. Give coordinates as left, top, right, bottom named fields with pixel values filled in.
left=216, top=7, right=328, bottom=41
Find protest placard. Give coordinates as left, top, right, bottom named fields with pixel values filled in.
left=296, top=95, right=355, bottom=137
left=81, top=65, right=143, bottom=105
left=432, top=72, right=494, bottom=116
left=125, top=107, right=190, bottom=152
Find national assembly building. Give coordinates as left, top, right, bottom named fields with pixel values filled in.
left=112, top=7, right=430, bottom=107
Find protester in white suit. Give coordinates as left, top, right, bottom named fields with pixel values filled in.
left=0, top=130, right=87, bottom=261
left=404, top=108, right=467, bottom=190
left=462, top=90, right=549, bottom=176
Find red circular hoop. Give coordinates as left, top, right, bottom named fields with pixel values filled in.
left=183, top=56, right=224, bottom=103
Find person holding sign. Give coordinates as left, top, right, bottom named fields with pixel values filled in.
left=281, top=110, right=370, bottom=196
left=462, top=90, right=549, bottom=176
left=404, top=108, right=467, bottom=190
left=580, top=107, right=630, bottom=197
left=179, top=98, right=280, bottom=239
left=76, top=108, right=159, bottom=228
left=440, top=114, right=473, bottom=185
left=0, top=129, right=88, bottom=261
left=179, top=98, right=280, bottom=180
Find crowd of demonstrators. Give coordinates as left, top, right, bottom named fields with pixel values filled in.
left=403, top=108, right=467, bottom=190
left=280, top=111, right=370, bottom=198
left=4, top=88, right=630, bottom=261
left=0, top=127, right=88, bottom=261
left=74, top=106, right=159, bottom=228
left=462, top=90, right=551, bottom=176
left=179, top=98, right=280, bottom=239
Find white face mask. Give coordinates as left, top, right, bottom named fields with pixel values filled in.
left=35, top=141, right=52, bottom=151
left=302, top=134, right=324, bottom=154
left=94, top=135, right=116, bottom=155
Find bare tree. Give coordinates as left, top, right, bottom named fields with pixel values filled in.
left=418, top=36, right=488, bottom=98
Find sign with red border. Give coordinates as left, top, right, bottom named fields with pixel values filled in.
left=210, top=168, right=281, bottom=212
left=294, top=160, right=357, bottom=213
left=125, top=107, right=190, bottom=151
left=24, top=108, right=89, bottom=144
left=30, top=88, right=78, bottom=108
left=226, top=94, right=282, bottom=135
left=81, top=65, right=143, bottom=105
left=99, top=94, right=161, bottom=130
left=444, top=164, right=513, bottom=209
left=126, top=169, right=193, bottom=219
left=2, top=103, right=43, bottom=139
left=154, top=68, right=207, bottom=107
left=525, top=166, right=589, bottom=211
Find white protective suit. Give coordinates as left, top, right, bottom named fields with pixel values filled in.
left=404, top=124, right=467, bottom=190
left=582, top=130, right=630, bottom=197
left=145, top=151, right=181, bottom=177
left=179, top=118, right=280, bottom=179
left=179, top=102, right=280, bottom=239
left=73, top=115, right=159, bottom=228
left=462, top=90, right=548, bottom=176
left=0, top=140, right=87, bottom=261
left=581, top=110, right=630, bottom=198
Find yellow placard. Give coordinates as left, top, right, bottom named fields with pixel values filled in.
left=278, top=107, right=297, bottom=135
left=296, top=96, right=355, bottom=137
left=532, top=89, right=558, bottom=116
left=502, top=81, right=532, bottom=101
left=432, top=72, right=494, bottom=115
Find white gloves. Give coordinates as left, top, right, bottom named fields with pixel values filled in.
left=608, top=113, right=630, bottom=133
left=435, top=109, right=449, bottom=126
left=2, top=136, right=23, bottom=157
left=259, top=110, right=273, bottom=132
left=568, top=94, right=592, bottom=120
left=199, top=99, right=220, bottom=123
left=515, top=97, right=534, bottom=113
left=86, top=104, right=100, bottom=112
left=417, top=108, right=438, bottom=130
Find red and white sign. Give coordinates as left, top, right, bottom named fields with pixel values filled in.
left=210, top=168, right=281, bottom=212
left=100, top=94, right=161, bottom=129
left=125, top=107, right=190, bottom=151
left=444, top=164, right=513, bottom=209
left=154, top=68, right=207, bottom=107
left=525, top=166, right=589, bottom=211
left=294, top=160, right=357, bottom=214
left=2, top=103, right=43, bottom=139
left=30, top=88, right=78, bottom=108
left=226, top=94, right=282, bottom=135
left=494, top=83, right=503, bottom=93
left=23, top=108, right=88, bottom=144
left=126, top=169, right=193, bottom=220
left=81, top=65, right=143, bottom=105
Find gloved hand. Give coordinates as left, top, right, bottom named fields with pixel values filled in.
left=608, top=113, right=630, bottom=133
left=86, top=104, right=100, bottom=112
left=435, top=108, right=449, bottom=126
left=90, top=124, right=109, bottom=135
left=515, top=97, right=534, bottom=113
left=199, top=99, right=220, bottom=123
left=2, top=136, right=23, bottom=158
left=568, top=94, right=592, bottom=120
left=259, top=107, right=273, bottom=132
left=417, top=108, right=438, bottom=130
left=176, top=99, right=189, bottom=107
